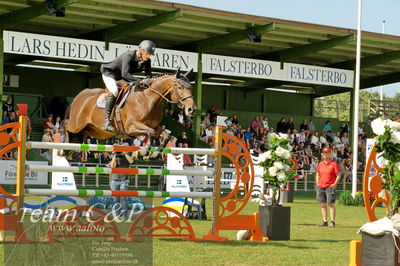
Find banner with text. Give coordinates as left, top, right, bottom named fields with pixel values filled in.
left=0, top=160, right=48, bottom=185
left=3, top=31, right=353, bottom=88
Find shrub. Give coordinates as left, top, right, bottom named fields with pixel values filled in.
left=337, top=190, right=364, bottom=206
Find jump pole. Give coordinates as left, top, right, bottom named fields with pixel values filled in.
left=25, top=189, right=213, bottom=198
left=16, top=115, right=27, bottom=215
left=26, top=165, right=214, bottom=176
left=26, top=141, right=216, bottom=155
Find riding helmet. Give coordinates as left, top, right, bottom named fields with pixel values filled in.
left=139, top=40, right=156, bottom=55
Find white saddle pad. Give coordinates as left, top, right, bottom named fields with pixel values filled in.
left=96, top=93, right=106, bottom=109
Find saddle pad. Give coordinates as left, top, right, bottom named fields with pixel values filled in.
left=96, top=93, right=106, bottom=109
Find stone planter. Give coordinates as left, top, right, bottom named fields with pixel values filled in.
left=259, top=206, right=290, bottom=240
left=362, top=232, right=400, bottom=266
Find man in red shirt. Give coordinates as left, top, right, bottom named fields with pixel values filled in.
left=316, top=148, right=341, bottom=227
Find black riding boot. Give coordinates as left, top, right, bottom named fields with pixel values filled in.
left=103, top=93, right=116, bottom=131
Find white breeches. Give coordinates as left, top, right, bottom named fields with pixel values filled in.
left=102, top=75, right=119, bottom=96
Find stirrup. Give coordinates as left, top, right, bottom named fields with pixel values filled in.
left=103, top=120, right=115, bottom=131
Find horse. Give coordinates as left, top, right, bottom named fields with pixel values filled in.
left=63, top=68, right=196, bottom=159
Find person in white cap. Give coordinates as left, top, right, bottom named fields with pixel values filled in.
left=316, top=147, right=341, bottom=227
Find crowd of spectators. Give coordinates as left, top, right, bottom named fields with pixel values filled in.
left=197, top=105, right=367, bottom=181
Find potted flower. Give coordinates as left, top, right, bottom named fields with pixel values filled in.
left=359, top=118, right=400, bottom=264
left=257, top=133, right=297, bottom=240
left=371, top=118, right=400, bottom=217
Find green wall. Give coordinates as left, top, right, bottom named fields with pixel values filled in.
left=4, top=66, right=88, bottom=113
left=201, top=85, right=313, bottom=116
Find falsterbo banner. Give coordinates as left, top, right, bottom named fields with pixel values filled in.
left=3, top=30, right=353, bottom=88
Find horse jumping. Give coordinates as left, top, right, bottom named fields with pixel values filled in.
left=63, top=68, right=195, bottom=158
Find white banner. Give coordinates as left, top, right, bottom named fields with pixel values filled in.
left=0, top=161, right=48, bottom=185
left=3, top=30, right=353, bottom=88
left=3, top=31, right=197, bottom=71
left=203, top=54, right=353, bottom=88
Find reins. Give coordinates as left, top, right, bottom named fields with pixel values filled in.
left=149, top=78, right=192, bottom=108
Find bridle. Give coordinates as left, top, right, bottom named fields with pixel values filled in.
left=149, top=78, right=193, bottom=109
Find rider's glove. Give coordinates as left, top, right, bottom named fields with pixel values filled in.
left=141, top=77, right=151, bottom=87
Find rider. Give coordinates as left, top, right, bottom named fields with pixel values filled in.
left=100, top=40, right=156, bottom=131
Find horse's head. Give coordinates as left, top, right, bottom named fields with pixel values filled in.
left=170, top=68, right=196, bottom=116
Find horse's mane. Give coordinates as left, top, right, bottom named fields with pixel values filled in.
left=140, top=73, right=190, bottom=89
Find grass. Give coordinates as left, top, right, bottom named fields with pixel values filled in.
left=0, top=191, right=386, bottom=266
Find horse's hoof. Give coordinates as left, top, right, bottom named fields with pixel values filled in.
left=149, top=151, right=160, bottom=159
left=142, top=156, right=150, bottom=161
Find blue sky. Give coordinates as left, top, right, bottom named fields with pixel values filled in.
left=163, top=0, right=400, bottom=96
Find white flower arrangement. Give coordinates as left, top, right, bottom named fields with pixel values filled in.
left=259, top=133, right=297, bottom=206
left=371, top=118, right=400, bottom=217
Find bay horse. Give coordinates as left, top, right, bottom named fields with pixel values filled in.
left=63, top=68, right=195, bottom=158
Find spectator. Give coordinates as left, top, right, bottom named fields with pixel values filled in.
left=168, top=109, right=175, bottom=118
left=341, top=123, right=350, bottom=135
left=2, top=96, right=14, bottom=124
left=261, top=116, right=269, bottom=131
left=290, top=129, right=299, bottom=145
left=308, top=118, right=316, bottom=134
left=54, top=116, right=61, bottom=132
left=202, top=113, right=211, bottom=127
left=343, top=159, right=352, bottom=182
left=3, top=111, right=17, bottom=132
left=208, top=105, right=219, bottom=126
left=41, top=149, right=52, bottom=161
left=333, top=132, right=344, bottom=154
left=205, top=125, right=214, bottom=143
left=286, top=117, right=295, bottom=134
left=310, top=132, right=321, bottom=152
left=200, top=125, right=207, bottom=142
left=176, top=110, right=185, bottom=125
left=251, top=117, right=261, bottom=137
left=231, top=124, right=240, bottom=136
left=358, top=125, right=363, bottom=136
left=176, top=132, right=189, bottom=147
left=323, top=120, right=335, bottom=142
left=298, top=129, right=306, bottom=144
left=42, top=129, right=53, bottom=142
left=231, top=114, right=239, bottom=125
left=244, top=127, right=254, bottom=146
left=299, top=119, right=309, bottom=133
left=310, top=157, right=319, bottom=174
left=305, top=144, right=314, bottom=163
left=53, top=128, right=65, bottom=143
left=43, top=114, right=55, bottom=132
left=276, top=118, right=287, bottom=133
left=343, top=147, right=352, bottom=160
left=186, top=120, right=193, bottom=129
left=226, top=127, right=234, bottom=136
left=320, top=133, right=328, bottom=146
left=341, top=132, right=350, bottom=147
left=224, top=117, right=233, bottom=127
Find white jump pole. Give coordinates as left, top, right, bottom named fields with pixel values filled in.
left=25, top=189, right=214, bottom=198
left=26, top=165, right=214, bottom=176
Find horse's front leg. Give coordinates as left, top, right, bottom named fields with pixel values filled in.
left=126, top=123, right=156, bottom=159
left=150, top=126, right=171, bottom=157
